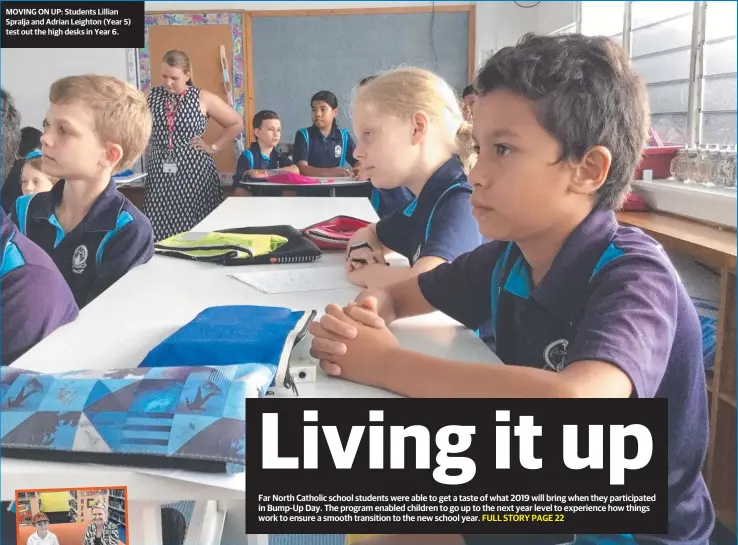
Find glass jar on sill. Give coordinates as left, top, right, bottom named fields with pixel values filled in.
left=699, top=148, right=721, bottom=187
left=670, top=149, right=688, bottom=182
left=720, top=146, right=736, bottom=189
left=683, top=148, right=701, bottom=183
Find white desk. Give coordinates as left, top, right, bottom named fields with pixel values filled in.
left=4, top=197, right=500, bottom=544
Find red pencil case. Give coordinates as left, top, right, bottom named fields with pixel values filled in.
left=302, top=215, right=371, bottom=251
left=261, top=172, right=324, bottom=185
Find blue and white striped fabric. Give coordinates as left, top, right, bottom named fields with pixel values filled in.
left=691, top=296, right=718, bottom=372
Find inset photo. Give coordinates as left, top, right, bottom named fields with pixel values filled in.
left=15, top=487, right=128, bottom=545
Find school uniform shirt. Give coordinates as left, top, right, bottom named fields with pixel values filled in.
left=375, top=156, right=482, bottom=265
left=371, top=186, right=415, bottom=219
left=292, top=125, right=357, bottom=169
left=1, top=210, right=78, bottom=366
left=27, top=530, right=61, bottom=545
left=1, top=157, right=24, bottom=214
left=233, top=142, right=295, bottom=186
left=11, top=179, right=154, bottom=309
left=417, top=208, right=714, bottom=545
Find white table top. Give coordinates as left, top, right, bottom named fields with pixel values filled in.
left=3, top=197, right=499, bottom=499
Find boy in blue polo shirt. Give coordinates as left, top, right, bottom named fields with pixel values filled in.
left=1, top=88, right=78, bottom=366
left=310, top=34, right=714, bottom=545
left=233, top=110, right=299, bottom=196
left=293, top=90, right=357, bottom=178
left=11, top=75, right=154, bottom=309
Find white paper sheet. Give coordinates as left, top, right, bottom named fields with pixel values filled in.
left=230, top=266, right=356, bottom=294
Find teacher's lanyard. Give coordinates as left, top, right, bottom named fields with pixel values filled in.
left=165, top=91, right=185, bottom=152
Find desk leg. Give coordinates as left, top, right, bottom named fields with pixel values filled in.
left=219, top=499, right=268, bottom=545
left=127, top=501, right=163, bottom=545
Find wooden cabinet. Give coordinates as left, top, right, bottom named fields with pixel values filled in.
left=617, top=211, right=737, bottom=533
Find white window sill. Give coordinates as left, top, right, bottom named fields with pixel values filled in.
left=631, top=179, right=737, bottom=229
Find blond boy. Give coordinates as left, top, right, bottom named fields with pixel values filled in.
left=11, top=75, right=154, bottom=308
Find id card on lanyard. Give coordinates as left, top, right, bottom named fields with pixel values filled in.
left=163, top=91, right=185, bottom=174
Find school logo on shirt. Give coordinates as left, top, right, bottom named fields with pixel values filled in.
left=543, top=339, right=569, bottom=372
left=72, top=245, right=88, bottom=274
left=334, top=145, right=342, bottom=158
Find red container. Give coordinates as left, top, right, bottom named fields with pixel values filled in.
left=622, top=192, right=650, bottom=211
left=634, top=146, right=682, bottom=180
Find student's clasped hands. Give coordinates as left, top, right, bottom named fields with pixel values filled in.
left=309, top=294, right=399, bottom=388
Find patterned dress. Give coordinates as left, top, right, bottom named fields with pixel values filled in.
left=144, top=86, right=223, bottom=242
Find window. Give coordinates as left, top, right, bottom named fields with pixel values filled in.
left=581, top=1, right=625, bottom=45
left=575, top=1, right=738, bottom=147
left=703, top=1, right=737, bottom=146
left=550, top=23, right=576, bottom=36
left=631, top=2, right=694, bottom=144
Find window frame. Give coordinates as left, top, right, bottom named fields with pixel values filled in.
left=566, top=1, right=736, bottom=228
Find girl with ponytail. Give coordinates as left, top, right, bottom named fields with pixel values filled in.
left=343, top=67, right=483, bottom=289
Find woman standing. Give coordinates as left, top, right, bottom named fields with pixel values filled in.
left=81, top=502, right=118, bottom=545
left=144, top=50, right=244, bottom=241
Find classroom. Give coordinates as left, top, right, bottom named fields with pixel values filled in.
left=0, top=2, right=736, bottom=545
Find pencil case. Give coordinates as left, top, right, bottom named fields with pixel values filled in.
left=302, top=215, right=371, bottom=251
left=1, top=306, right=315, bottom=473
left=154, top=225, right=323, bottom=265
left=239, top=172, right=322, bottom=185
left=1, top=363, right=252, bottom=473
left=138, top=305, right=316, bottom=393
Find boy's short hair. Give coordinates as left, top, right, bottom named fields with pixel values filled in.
left=462, top=84, right=477, bottom=97
left=1, top=88, right=21, bottom=185
left=253, top=110, right=279, bottom=130
left=476, top=33, right=650, bottom=210
left=19, top=126, right=43, bottom=158
left=49, top=75, right=152, bottom=171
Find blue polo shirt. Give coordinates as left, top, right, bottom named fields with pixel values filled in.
left=418, top=208, right=714, bottom=545
left=292, top=125, right=357, bottom=169
left=371, top=186, right=415, bottom=219
left=375, top=156, right=482, bottom=265
left=1, top=210, right=78, bottom=365
left=11, top=179, right=154, bottom=309
left=233, top=142, right=294, bottom=185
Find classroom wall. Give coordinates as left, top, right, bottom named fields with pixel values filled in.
left=0, top=1, right=577, bottom=129
left=474, top=1, right=578, bottom=67
left=536, top=1, right=577, bottom=34
left=0, top=48, right=128, bottom=129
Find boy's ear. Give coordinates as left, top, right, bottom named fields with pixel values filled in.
left=253, top=127, right=261, bottom=139
left=104, top=143, right=124, bottom=170
left=570, top=145, right=612, bottom=197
